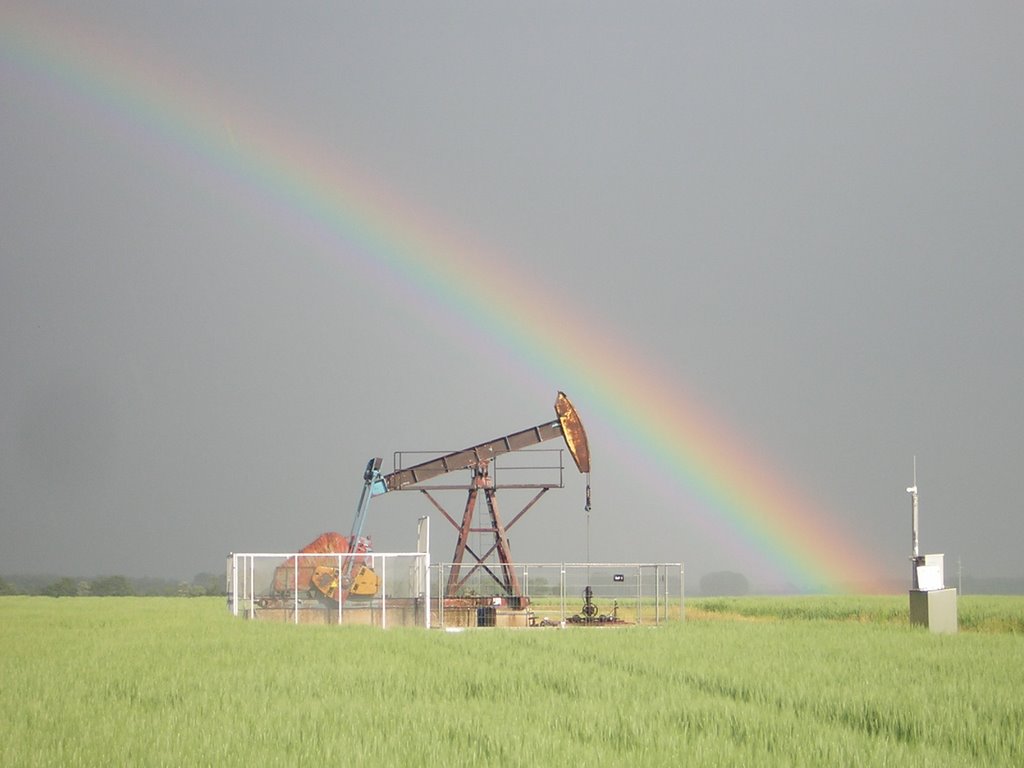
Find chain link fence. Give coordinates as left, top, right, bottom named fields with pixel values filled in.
left=228, top=554, right=683, bottom=629
left=432, top=562, right=684, bottom=628
left=228, top=552, right=430, bottom=627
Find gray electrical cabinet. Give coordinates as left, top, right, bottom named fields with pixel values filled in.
left=909, top=554, right=958, bottom=634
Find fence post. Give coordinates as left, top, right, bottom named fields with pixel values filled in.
left=560, top=564, right=566, bottom=623
left=655, top=564, right=661, bottom=624
left=438, top=563, right=444, bottom=629
left=293, top=555, right=299, bottom=625
left=636, top=565, right=642, bottom=625
left=680, top=563, right=686, bottom=622
left=664, top=565, right=671, bottom=623
left=423, top=554, right=431, bottom=629
left=249, top=556, right=255, bottom=621
left=381, top=555, right=387, bottom=630
left=340, top=553, right=347, bottom=626
left=231, top=554, right=238, bottom=617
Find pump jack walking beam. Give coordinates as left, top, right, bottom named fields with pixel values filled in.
left=382, top=392, right=590, bottom=491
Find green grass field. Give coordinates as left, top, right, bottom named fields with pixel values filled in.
left=689, top=594, right=1024, bottom=633
left=2, top=595, right=1022, bottom=766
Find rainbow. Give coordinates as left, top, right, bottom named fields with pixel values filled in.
left=1, top=6, right=889, bottom=593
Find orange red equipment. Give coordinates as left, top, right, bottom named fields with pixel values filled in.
left=271, top=531, right=377, bottom=603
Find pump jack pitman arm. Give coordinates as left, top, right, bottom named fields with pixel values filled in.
left=346, top=457, right=387, bottom=551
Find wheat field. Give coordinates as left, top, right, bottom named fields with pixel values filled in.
left=2, top=595, right=1022, bottom=766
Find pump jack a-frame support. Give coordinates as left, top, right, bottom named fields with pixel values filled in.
left=417, top=459, right=555, bottom=599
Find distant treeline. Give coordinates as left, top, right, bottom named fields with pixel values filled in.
left=2, top=572, right=1021, bottom=598
left=0, top=572, right=226, bottom=597
left=960, top=576, right=1024, bottom=596
left=692, top=571, right=1024, bottom=597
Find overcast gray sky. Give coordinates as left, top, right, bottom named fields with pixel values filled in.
left=2, top=2, right=1021, bottom=592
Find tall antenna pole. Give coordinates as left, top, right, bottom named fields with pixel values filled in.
left=906, top=457, right=919, bottom=587
left=907, top=457, right=919, bottom=558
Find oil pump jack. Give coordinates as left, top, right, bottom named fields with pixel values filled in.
left=348, top=391, right=590, bottom=604
left=275, top=392, right=590, bottom=608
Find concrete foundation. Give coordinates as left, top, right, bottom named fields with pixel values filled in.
left=245, top=598, right=425, bottom=627
left=432, top=605, right=531, bottom=628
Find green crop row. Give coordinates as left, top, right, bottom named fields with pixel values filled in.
left=691, top=594, right=1024, bottom=633
left=2, top=596, right=1022, bottom=766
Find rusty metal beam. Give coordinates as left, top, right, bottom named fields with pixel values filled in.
left=502, top=488, right=550, bottom=532
left=384, top=421, right=564, bottom=491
